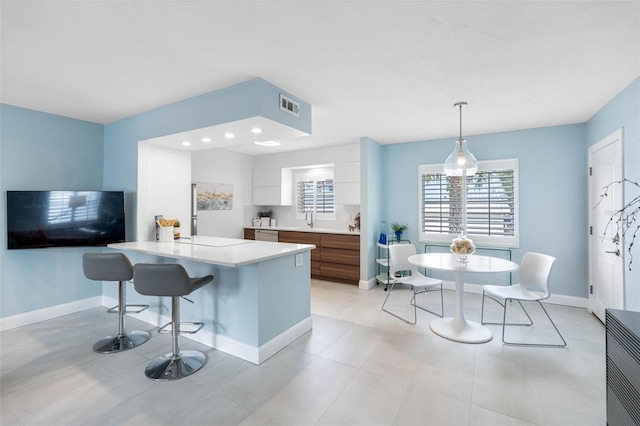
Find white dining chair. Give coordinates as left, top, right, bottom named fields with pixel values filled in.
left=382, top=243, right=443, bottom=324
left=480, top=252, right=566, bottom=347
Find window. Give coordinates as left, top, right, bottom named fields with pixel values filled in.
left=418, top=158, right=519, bottom=247
left=297, top=178, right=335, bottom=214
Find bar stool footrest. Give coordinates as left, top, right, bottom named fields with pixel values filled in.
left=107, top=304, right=150, bottom=314
left=158, top=321, right=205, bottom=335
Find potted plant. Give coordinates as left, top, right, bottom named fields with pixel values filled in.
left=391, top=223, right=408, bottom=241
left=173, top=219, right=181, bottom=238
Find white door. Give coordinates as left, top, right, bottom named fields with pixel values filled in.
left=589, top=129, right=624, bottom=323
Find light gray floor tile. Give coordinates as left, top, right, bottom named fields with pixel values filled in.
left=317, top=369, right=410, bottom=425
left=1, top=280, right=607, bottom=426
left=393, top=385, right=471, bottom=426
left=253, top=357, right=358, bottom=425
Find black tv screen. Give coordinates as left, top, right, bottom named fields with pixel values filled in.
left=7, top=191, right=126, bottom=250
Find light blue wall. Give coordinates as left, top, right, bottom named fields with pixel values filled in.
left=0, top=78, right=310, bottom=320
left=0, top=104, right=104, bottom=317
left=585, top=77, right=640, bottom=310
left=379, top=124, right=588, bottom=298
left=1, top=76, right=637, bottom=319
left=361, top=137, right=384, bottom=283
left=103, top=78, right=311, bottom=240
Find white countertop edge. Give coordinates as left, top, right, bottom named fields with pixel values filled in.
left=247, top=226, right=360, bottom=235
left=108, top=236, right=315, bottom=268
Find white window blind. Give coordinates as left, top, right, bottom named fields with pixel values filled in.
left=418, top=159, right=519, bottom=247
left=297, top=179, right=335, bottom=214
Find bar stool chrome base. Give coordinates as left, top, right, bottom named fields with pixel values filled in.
left=144, top=350, right=206, bottom=381
left=92, top=330, right=151, bottom=354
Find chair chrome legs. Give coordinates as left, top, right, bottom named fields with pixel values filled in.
left=411, top=286, right=444, bottom=319
left=382, top=283, right=444, bottom=325
left=144, top=296, right=206, bottom=381
left=481, top=292, right=567, bottom=348
left=93, top=280, right=150, bottom=353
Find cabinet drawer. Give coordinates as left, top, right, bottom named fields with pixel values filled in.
left=320, top=263, right=360, bottom=281
left=320, top=233, right=360, bottom=251
left=279, top=231, right=321, bottom=245
left=322, top=248, right=359, bottom=266
left=279, top=231, right=320, bottom=261
left=243, top=228, right=255, bottom=240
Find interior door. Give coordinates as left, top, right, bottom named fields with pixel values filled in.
left=589, top=129, right=624, bottom=323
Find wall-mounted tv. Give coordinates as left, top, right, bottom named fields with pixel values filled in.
left=7, top=190, right=125, bottom=250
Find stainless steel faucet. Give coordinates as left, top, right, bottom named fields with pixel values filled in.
left=305, top=211, right=314, bottom=228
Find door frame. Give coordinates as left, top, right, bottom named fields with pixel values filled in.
left=588, top=128, right=625, bottom=318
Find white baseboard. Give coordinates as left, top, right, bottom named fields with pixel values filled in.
left=360, top=278, right=376, bottom=289
left=104, top=295, right=312, bottom=365
left=441, top=281, right=588, bottom=308
left=0, top=296, right=102, bottom=332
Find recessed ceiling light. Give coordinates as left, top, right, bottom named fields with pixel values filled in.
left=251, top=127, right=262, bottom=134
left=254, top=140, right=280, bottom=147
left=181, top=141, right=191, bottom=147
left=201, top=137, right=212, bottom=143
left=224, top=132, right=235, bottom=139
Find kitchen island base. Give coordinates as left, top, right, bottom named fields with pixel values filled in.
left=108, top=237, right=314, bottom=364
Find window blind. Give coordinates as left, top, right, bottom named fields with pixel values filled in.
left=297, top=179, right=335, bottom=214
left=421, top=169, right=515, bottom=237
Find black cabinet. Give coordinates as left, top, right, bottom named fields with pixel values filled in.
left=606, top=308, right=640, bottom=425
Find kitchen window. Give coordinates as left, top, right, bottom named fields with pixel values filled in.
left=296, top=169, right=335, bottom=219
left=418, top=158, right=519, bottom=247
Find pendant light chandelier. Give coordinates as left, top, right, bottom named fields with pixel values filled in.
left=444, top=102, right=478, bottom=177
left=444, top=101, right=477, bottom=262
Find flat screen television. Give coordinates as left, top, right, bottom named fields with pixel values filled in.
left=7, top=190, right=126, bottom=250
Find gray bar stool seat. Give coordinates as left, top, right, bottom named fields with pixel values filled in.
left=133, top=263, right=213, bottom=381
left=82, top=252, right=150, bottom=353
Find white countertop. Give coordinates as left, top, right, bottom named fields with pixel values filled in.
left=108, top=235, right=315, bottom=267
left=246, top=226, right=360, bottom=235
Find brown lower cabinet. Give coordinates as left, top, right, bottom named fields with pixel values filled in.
left=247, top=229, right=360, bottom=285
left=278, top=231, right=321, bottom=276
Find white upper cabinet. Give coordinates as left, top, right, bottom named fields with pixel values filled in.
left=334, top=161, right=360, bottom=205
left=252, top=168, right=293, bottom=206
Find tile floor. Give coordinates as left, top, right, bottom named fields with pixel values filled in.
left=1, top=279, right=606, bottom=425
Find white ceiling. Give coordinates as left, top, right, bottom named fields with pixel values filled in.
left=2, top=1, right=639, bottom=155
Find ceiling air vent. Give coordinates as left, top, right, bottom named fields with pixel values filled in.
left=279, top=94, right=300, bottom=117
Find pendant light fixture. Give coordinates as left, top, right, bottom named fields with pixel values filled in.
left=444, top=102, right=478, bottom=177
left=444, top=101, right=477, bottom=262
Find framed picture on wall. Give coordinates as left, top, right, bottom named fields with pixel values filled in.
left=195, top=182, right=233, bottom=210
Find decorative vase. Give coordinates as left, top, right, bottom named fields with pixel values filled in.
left=395, top=231, right=402, bottom=241
left=450, top=235, right=476, bottom=263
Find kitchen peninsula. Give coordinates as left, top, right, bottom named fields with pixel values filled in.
left=108, top=236, right=315, bottom=364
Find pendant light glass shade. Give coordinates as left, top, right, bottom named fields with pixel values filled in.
left=443, top=138, right=478, bottom=176
left=444, top=102, right=477, bottom=177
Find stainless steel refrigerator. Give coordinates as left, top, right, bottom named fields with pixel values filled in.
left=191, top=183, right=197, bottom=236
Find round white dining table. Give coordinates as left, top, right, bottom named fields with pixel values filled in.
left=408, top=252, right=519, bottom=343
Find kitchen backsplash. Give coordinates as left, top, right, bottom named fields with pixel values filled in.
left=244, top=204, right=360, bottom=231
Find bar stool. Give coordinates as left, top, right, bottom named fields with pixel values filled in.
left=132, top=263, right=213, bottom=381
left=82, top=252, right=150, bottom=353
